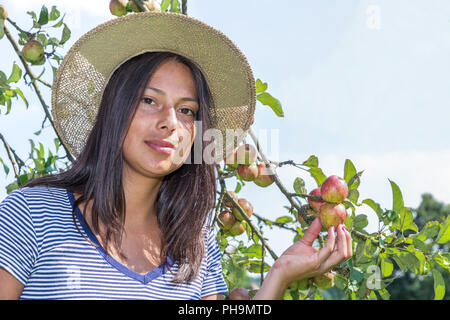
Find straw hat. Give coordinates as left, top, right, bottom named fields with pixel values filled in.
left=51, top=11, right=256, bottom=162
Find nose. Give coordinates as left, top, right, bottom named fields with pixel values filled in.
left=158, top=105, right=178, bottom=133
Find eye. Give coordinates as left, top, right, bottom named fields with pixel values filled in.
left=142, top=97, right=156, bottom=105
left=179, top=107, right=197, bottom=117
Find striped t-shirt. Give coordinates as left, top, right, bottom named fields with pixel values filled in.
left=0, top=186, right=228, bottom=299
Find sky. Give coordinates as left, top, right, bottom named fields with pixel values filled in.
left=0, top=0, right=449, bottom=261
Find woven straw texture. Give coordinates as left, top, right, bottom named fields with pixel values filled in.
left=51, top=12, right=256, bottom=161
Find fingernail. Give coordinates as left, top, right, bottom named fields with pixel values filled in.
left=331, top=226, right=335, bottom=233
left=343, top=225, right=348, bottom=232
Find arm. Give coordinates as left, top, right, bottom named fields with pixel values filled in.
left=253, top=218, right=353, bottom=300
left=0, top=267, right=24, bottom=299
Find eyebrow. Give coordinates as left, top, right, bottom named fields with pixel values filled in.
left=145, top=86, right=198, bottom=103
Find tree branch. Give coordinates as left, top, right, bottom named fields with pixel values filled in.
left=3, top=22, right=75, bottom=163
left=0, top=132, right=25, bottom=186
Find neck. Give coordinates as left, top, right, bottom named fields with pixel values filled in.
left=121, top=165, right=164, bottom=229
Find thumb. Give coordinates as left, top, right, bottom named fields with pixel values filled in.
left=300, top=217, right=322, bottom=246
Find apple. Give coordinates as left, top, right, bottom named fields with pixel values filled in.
left=320, top=175, right=348, bottom=203
left=308, top=188, right=323, bottom=212
left=218, top=210, right=235, bottom=230
left=22, top=40, right=44, bottom=64
left=229, top=221, right=245, bottom=236
left=232, top=198, right=253, bottom=221
left=297, top=278, right=311, bottom=291
left=313, top=273, right=335, bottom=290
left=229, top=287, right=250, bottom=300
left=318, top=203, right=347, bottom=230
left=224, top=148, right=239, bottom=169
left=253, top=162, right=275, bottom=187
left=237, top=163, right=258, bottom=181
left=109, top=0, right=128, bottom=16
left=0, top=5, right=8, bottom=19
left=223, top=191, right=239, bottom=208
left=235, top=143, right=257, bottom=166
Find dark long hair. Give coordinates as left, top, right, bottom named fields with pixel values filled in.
left=23, top=51, right=217, bottom=283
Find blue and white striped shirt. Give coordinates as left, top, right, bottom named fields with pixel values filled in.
left=0, top=186, right=228, bottom=300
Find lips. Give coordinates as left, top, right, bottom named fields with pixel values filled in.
left=146, top=139, right=176, bottom=148
left=145, top=139, right=178, bottom=155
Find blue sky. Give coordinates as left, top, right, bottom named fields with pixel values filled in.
left=1, top=0, right=449, bottom=259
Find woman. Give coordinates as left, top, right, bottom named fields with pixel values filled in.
left=0, top=12, right=352, bottom=300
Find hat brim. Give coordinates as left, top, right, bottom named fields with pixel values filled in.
left=51, top=12, right=256, bottom=160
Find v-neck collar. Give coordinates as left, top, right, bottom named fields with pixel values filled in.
left=66, top=189, right=174, bottom=285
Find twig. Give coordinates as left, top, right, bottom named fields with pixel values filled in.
left=0, top=133, right=25, bottom=186
left=252, top=212, right=298, bottom=234
left=216, top=164, right=279, bottom=261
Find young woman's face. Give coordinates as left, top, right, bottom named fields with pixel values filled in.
left=122, top=59, right=200, bottom=178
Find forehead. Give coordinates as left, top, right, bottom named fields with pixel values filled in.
left=147, top=60, right=196, bottom=89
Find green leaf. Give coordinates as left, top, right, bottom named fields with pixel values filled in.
left=256, top=92, right=284, bottom=117
left=302, top=155, right=318, bottom=168
left=334, top=274, right=348, bottom=290
left=436, top=216, right=450, bottom=244
left=234, top=181, right=241, bottom=193
left=353, top=214, right=368, bottom=231
left=161, top=0, right=171, bottom=11
left=433, top=252, right=450, bottom=271
left=51, top=13, right=65, bottom=28
left=0, top=157, right=10, bottom=176
left=362, top=198, right=384, bottom=220
left=27, top=11, right=38, bottom=22
left=377, top=288, right=390, bottom=300
left=49, top=6, right=60, bottom=21
left=389, top=179, right=404, bottom=213
left=293, top=177, right=307, bottom=195
left=169, top=0, right=181, bottom=12
left=37, top=5, right=49, bottom=26
left=308, top=167, right=327, bottom=187
left=432, top=269, right=445, bottom=300
left=416, top=221, right=440, bottom=241
left=380, top=256, right=394, bottom=277
left=60, top=23, right=71, bottom=45
left=7, top=63, right=22, bottom=84
left=275, top=216, right=293, bottom=224
left=343, top=159, right=357, bottom=184
left=14, top=88, right=28, bottom=108
left=347, top=189, right=360, bottom=204
left=393, top=207, right=417, bottom=233
left=241, top=244, right=264, bottom=259
left=247, top=260, right=270, bottom=273
left=255, top=79, right=268, bottom=93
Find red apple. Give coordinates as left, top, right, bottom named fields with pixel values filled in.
left=218, top=210, right=235, bottom=230
left=313, top=272, right=335, bottom=289
left=308, top=188, right=323, bottom=212
left=109, top=0, right=128, bottom=16
left=320, top=175, right=348, bottom=203
left=318, top=203, right=347, bottom=229
left=235, top=144, right=257, bottom=166
left=229, top=221, right=245, bottom=236
left=229, top=287, right=250, bottom=300
left=22, top=40, right=44, bottom=64
left=223, top=191, right=238, bottom=208
left=253, top=162, right=275, bottom=187
left=232, top=198, right=253, bottom=221
left=238, top=163, right=258, bottom=181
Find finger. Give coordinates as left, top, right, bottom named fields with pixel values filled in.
left=337, top=224, right=348, bottom=260
left=319, top=225, right=347, bottom=272
left=317, top=225, right=336, bottom=264
left=344, top=226, right=353, bottom=258
left=300, top=218, right=322, bottom=246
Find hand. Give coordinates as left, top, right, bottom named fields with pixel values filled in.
left=273, top=218, right=353, bottom=287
